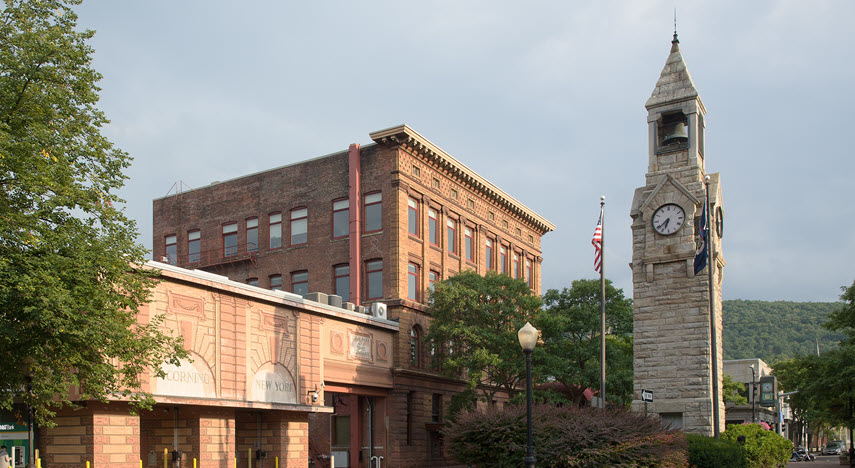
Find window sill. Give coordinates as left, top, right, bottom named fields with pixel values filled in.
left=409, top=235, right=423, bottom=243
left=362, top=231, right=383, bottom=238
left=429, top=244, right=442, bottom=253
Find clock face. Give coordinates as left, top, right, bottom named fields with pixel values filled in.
left=652, top=204, right=685, bottom=235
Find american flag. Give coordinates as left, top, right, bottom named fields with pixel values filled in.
left=592, top=209, right=603, bottom=273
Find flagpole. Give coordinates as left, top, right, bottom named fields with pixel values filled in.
left=705, top=176, right=721, bottom=437
left=599, top=195, right=606, bottom=410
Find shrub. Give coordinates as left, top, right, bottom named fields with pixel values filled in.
left=721, top=423, right=792, bottom=468
left=443, top=404, right=687, bottom=467
left=686, top=433, right=747, bottom=468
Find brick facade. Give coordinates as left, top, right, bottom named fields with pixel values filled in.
left=150, top=125, right=554, bottom=467
left=36, top=262, right=398, bottom=467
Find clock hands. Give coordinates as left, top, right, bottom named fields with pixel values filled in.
left=656, top=218, right=670, bottom=231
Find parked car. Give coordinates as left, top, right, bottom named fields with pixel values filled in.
left=822, top=440, right=846, bottom=456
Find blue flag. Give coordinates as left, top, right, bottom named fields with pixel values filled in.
left=693, top=200, right=708, bottom=275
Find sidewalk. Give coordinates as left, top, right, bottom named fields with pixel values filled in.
left=788, top=454, right=849, bottom=467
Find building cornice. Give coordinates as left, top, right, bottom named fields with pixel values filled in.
left=370, top=125, right=556, bottom=235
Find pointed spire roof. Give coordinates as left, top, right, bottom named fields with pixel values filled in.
left=645, top=32, right=700, bottom=109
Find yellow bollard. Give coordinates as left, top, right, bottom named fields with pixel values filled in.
left=248, top=448, right=253, bottom=468
left=163, top=448, right=168, bottom=468
left=86, top=462, right=90, bottom=468
left=276, top=455, right=279, bottom=468
left=36, top=460, right=41, bottom=468
left=194, top=458, right=197, bottom=468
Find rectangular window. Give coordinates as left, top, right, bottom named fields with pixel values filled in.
left=366, top=259, right=383, bottom=300
left=246, top=218, right=258, bottom=252
left=446, top=219, right=457, bottom=254
left=526, top=258, right=533, bottom=287
left=270, top=274, right=282, bottom=291
left=408, top=262, right=420, bottom=301
left=247, top=278, right=258, bottom=287
left=464, top=227, right=473, bottom=262
left=364, top=192, right=382, bottom=232
left=500, top=245, right=508, bottom=274
left=432, top=394, right=443, bottom=423
left=428, top=208, right=438, bottom=245
left=408, top=197, right=419, bottom=237
left=467, top=198, right=474, bottom=209
left=332, top=199, right=349, bottom=239
left=331, top=414, right=351, bottom=451
left=164, top=235, right=177, bottom=265
left=291, top=271, right=308, bottom=296
left=513, top=252, right=520, bottom=278
left=222, top=223, right=238, bottom=257
left=432, top=177, right=440, bottom=189
left=429, top=270, right=439, bottom=293
left=450, top=188, right=458, bottom=199
left=334, top=264, right=350, bottom=302
left=290, top=208, right=308, bottom=246
left=269, top=213, right=282, bottom=249
left=485, top=238, right=494, bottom=270
left=187, top=230, right=200, bottom=264
left=412, top=165, right=420, bottom=177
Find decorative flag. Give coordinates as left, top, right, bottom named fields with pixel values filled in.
left=592, top=209, right=603, bottom=273
left=693, top=199, right=708, bottom=275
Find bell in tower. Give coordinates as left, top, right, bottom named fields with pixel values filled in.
left=658, top=111, right=689, bottom=150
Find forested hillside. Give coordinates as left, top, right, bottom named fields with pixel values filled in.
left=722, top=300, right=844, bottom=364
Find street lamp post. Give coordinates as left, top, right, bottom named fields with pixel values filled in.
left=749, top=364, right=756, bottom=424
left=518, top=322, right=538, bottom=468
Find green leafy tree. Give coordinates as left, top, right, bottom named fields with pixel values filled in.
left=0, top=0, right=186, bottom=425
left=426, top=271, right=542, bottom=406
left=722, top=374, right=747, bottom=405
left=536, top=279, right=633, bottom=407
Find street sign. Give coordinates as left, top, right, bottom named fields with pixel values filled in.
left=641, top=389, right=654, bottom=403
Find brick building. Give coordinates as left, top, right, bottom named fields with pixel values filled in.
left=39, top=262, right=397, bottom=468
left=151, top=124, right=555, bottom=467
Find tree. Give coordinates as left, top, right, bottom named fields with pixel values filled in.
left=535, top=279, right=633, bottom=407
left=0, top=0, right=186, bottom=425
left=722, top=374, right=747, bottom=405
left=425, top=271, right=542, bottom=406
left=773, top=280, right=855, bottom=433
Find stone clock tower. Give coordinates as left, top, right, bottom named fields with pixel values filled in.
left=630, top=33, right=725, bottom=435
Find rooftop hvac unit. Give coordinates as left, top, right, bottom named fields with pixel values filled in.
left=370, top=302, right=387, bottom=320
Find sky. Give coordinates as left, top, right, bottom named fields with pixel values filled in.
left=75, top=0, right=855, bottom=303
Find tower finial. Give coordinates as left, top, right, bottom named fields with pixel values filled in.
left=672, top=8, right=679, bottom=44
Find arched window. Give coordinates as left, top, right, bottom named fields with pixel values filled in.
left=409, top=327, right=421, bottom=368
